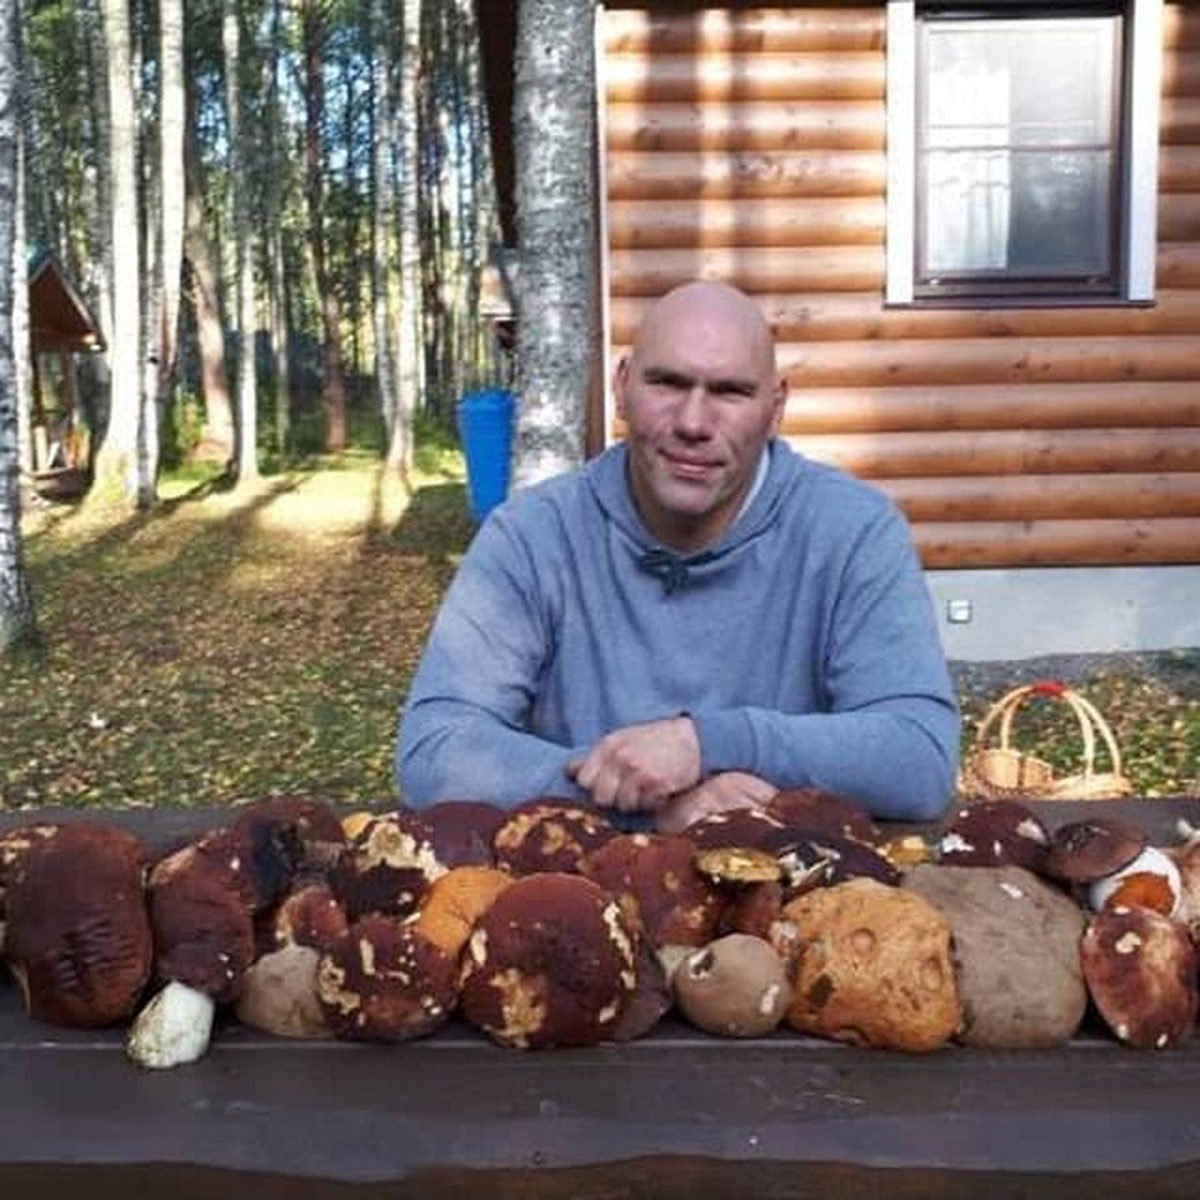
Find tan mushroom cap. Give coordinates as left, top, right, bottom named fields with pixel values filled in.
left=674, top=933, right=792, bottom=1038
left=236, top=943, right=333, bottom=1039
left=412, top=865, right=513, bottom=959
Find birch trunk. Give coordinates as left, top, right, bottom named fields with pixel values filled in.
left=91, top=0, right=142, bottom=507
left=266, top=0, right=292, bottom=454
left=0, top=0, right=38, bottom=652
left=512, top=0, right=597, bottom=488
left=372, top=0, right=399, bottom=469
left=393, top=0, right=421, bottom=466
left=224, top=0, right=258, bottom=482
left=13, top=108, right=29, bottom=476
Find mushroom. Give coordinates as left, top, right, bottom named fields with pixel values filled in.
left=422, top=800, right=508, bottom=867
left=126, top=979, right=216, bottom=1069
left=937, top=800, right=1050, bottom=871
left=580, top=833, right=724, bottom=949
left=609, top=938, right=674, bottom=1042
left=236, top=943, right=332, bottom=1039
left=681, top=809, right=791, bottom=853
left=329, top=810, right=446, bottom=920
left=317, top=915, right=458, bottom=1042
left=1041, top=818, right=1147, bottom=885
left=777, top=832, right=899, bottom=896
left=411, top=864, right=513, bottom=959
left=3, top=823, right=152, bottom=1028
left=673, top=933, right=792, bottom=1038
left=1087, top=845, right=1182, bottom=918
left=491, top=798, right=617, bottom=876
left=459, top=873, right=636, bottom=1049
left=766, top=788, right=881, bottom=844
left=268, top=882, right=351, bottom=954
left=782, top=878, right=960, bottom=1053
left=1080, top=904, right=1198, bottom=1049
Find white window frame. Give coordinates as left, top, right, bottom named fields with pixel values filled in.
left=886, top=0, right=1163, bottom=305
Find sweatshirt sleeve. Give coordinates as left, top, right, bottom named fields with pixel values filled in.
left=689, top=507, right=960, bottom=821
left=396, top=512, right=585, bottom=809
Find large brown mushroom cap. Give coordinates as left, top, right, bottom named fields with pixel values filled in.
left=674, top=933, right=793, bottom=1038
left=4, top=824, right=152, bottom=1028
left=231, top=795, right=346, bottom=872
left=681, top=809, right=791, bottom=853
left=317, top=916, right=458, bottom=1042
left=937, top=800, right=1050, bottom=871
left=491, top=799, right=617, bottom=876
left=580, top=833, right=724, bottom=948
left=329, top=811, right=447, bottom=920
left=903, top=864, right=1087, bottom=1049
left=783, top=878, right=960, bottom=1053
left=460, top=873, right=636, bottom=1049
left=767, top=789, right=880, bottom=844
left=149, top=868, right=256, bottom=1004
left=1080, top=904, right=1198, bottom=1049
left=268, top=882, right=351, bottom=955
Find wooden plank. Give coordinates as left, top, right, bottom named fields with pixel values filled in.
left=602, top=8, right=885, bottom=55
left=774, top=381, right=1200, bottom=434
left=794, top=428, right=1200, bottom=478
left=1157, top=242, right=1200, bottom=287
left=606, top=196, right=884, bottom=249
left=1159, top=93, right=1200, bottom=144
left=612, top=335, right=1200, bottom=386
left=603, top=52, right=884, bottom=104
left=1164, top=3, right=1200, bottom=50
left=912, top=518, right=1200, bottom=568
left=610, top=290, right=1200, bottom=342
left=880, top=473, right=1200, bottom=522
left=609, top=246, right=882, bottom=297
left=604, top=99, right=885, bottom=153
left=1159, top=145, right=1200, bottom=191
left=1158, top=190, right=1200, bottom=240
left=1162, top=46, right=1200, bottom=94
left=606, top=149, right=884, bottom=201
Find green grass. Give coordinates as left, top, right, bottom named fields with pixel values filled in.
left=3, top=454, right=1198, bottom=811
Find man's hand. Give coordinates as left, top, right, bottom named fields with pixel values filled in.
left=655, top=771, right=778, bottom=834
left=567, top=717, right=702, bottom=812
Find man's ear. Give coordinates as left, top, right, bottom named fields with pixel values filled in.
left=614, top=355, right=631, bottom=420
left=769, top=376, right=788, bottom=435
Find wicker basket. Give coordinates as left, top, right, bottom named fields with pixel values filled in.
left=958, top=680, right=1134, bottom=801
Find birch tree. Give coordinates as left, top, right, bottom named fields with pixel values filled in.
left=91, top=0, right=142, bottom=507
left=224, top=0, right=258, bottom=482
left=0, top=0, right=38, bottom=653
left=511, top=0, right=597, bottom=488
left=371, top=0, right=398, bottom=469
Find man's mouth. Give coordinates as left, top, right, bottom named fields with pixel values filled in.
left=662, top=450, right=719, bottom=479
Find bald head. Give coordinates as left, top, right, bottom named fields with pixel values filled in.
left=631, top=281, right=778, bottom=380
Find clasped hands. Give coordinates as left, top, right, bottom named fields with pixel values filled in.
left=566, top=716, right=776, bottom=834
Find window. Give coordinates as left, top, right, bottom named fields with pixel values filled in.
left=886, top=0, right=1164, bottom=304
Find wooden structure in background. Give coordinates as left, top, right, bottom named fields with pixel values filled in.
left=26, top=248, right=104, bottom=475
left=475, top=2, right=1200, bottom=571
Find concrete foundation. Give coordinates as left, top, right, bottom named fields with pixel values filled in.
left=925, top=565, right=1200, bottom=662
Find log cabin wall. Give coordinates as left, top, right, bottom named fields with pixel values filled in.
left=599, top=2, right=1200, bottom=569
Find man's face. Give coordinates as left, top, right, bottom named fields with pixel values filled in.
left=615, top=300, right=786, bottom=553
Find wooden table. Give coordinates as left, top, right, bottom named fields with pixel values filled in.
left=2, top=800, right=1199, bottom=1199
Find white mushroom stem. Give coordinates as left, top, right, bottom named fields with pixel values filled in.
left=1175, top=818, right=1200, bottom=846
left=126, top=980, right=216, bottom=1069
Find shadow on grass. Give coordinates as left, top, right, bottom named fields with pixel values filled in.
left=390, top=482, right=476, bottom=561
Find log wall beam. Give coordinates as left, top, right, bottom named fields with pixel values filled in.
left=603, top=9, right=885, bottom=56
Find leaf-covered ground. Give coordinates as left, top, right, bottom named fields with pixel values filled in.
left=3, top=455, right=1198, bottom=811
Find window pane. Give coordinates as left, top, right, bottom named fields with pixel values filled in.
left=919, top=14, right=1119, bottom=284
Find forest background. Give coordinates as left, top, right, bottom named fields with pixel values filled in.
left=0, top=0, right=1197, bottom=811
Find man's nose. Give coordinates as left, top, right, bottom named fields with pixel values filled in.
left=675, top=385, right=714, bottom=437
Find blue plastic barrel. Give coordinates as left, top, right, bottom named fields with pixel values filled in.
left=457, top=388, right=515, bottom=522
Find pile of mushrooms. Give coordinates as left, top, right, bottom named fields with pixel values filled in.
left=2, top=789, right=1200, bottom=1062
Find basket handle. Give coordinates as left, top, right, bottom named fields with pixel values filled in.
left=973, top=681, right=1123, bottom=780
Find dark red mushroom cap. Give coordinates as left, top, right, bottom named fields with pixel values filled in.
left=767, top=788, right=881, bottom=844
left=460, top=873, right=636, bottom=1049
left=491, top=799, right=617, bottom=876
left=329, top=810, right=446, bottom=920
left=3, top=824, right=152, bottom=1028
left=421, top=801, right=507, bottom=868
left=938, top=800, right=1050, bottom=871
left=269, top=882, right=351, bottom=955
left=1081, top=905, right=1198, bottom=1049
left=316, top=916, right=458, bottom=1042
left=1043, top=819, right=1148, bottom=884
left=609, top=938, right=673, bottom=1043
left=580, top=833, right=724, bottom=948
left=681, top=808, right=791, bottom=853
left=149, top=868, right=256, bottom=1004
left=719, top=880, right=786, bottom=942
left=231, top=795, right=347, bottom=872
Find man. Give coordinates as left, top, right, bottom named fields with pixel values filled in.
left=398, top=281, right=958, bottom=829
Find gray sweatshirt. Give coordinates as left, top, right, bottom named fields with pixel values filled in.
left=397, top=440, right=959, bottom=821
